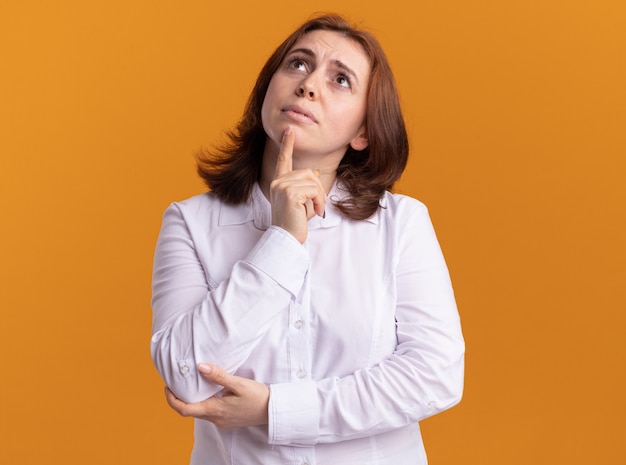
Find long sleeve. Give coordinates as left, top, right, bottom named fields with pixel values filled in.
left=150, top=201, right=309, bottom=403
left=267, top=199, right=465, bottom=445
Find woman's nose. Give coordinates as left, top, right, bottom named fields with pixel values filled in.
left=297, top=76, right=317, bottom=99
left=298, top=86, right=315, bottom=98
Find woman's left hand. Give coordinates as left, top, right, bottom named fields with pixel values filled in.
left=164, top=363, right=270, bottom=429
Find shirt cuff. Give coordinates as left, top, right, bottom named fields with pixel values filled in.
left=245, top=226, right=309, bottom=297
left=268, top=381, right=319, bottom=446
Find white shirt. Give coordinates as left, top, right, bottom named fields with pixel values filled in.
left=151, top=182, right=465, bottom=465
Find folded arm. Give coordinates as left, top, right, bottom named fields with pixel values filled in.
left=268, top=203, right=465, bottom=445
left=150, top=203, right=308, bottom=403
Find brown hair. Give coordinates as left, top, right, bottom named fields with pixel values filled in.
left=196, top=14, right=409, bottom=220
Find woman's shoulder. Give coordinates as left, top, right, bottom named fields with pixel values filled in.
left=377, top=192, right=439, bottom=242
left=161, top=191, right=227, bottom=224
left=163, top=190, right=259, bottom=230
left=164, top=191, right=215, bottom=213
left=380, top=190, right=429, bottom=217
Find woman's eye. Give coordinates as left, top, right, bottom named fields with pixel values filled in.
left=336, top=75, right=351, bottom=88
left=289, top=59, right=307, bottom=71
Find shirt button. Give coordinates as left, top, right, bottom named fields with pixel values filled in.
left=296, top=369, right=306, bottom=379
left=293, top=320, right=303, bottom=329
left=179, top=364, right=190, bottom=375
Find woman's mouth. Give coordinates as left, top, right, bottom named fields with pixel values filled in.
left=282, top=105, right=317, bottom=124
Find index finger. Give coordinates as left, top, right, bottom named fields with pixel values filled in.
left=274, top=125, right=294, bottom=178
left=198, top=363, right=239, bottom=394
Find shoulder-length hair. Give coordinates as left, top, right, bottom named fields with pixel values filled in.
left=196, top=14, right=409, bottom=220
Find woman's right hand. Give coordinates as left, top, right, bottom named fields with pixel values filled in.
left=164, top=364, right=270, bottom=429
left=269, top=126, right=326, bottom=244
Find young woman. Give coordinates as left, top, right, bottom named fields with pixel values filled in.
left=151, top=13, right=464, bottom=465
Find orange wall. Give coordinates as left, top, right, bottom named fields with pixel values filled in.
left=1, top=1, right=624, bottom=463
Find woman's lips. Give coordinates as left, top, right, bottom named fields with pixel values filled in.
left=282, top=105, right=317, bottom=124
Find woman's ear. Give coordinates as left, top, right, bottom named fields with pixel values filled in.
left=349, top=128, right=369, bottom=151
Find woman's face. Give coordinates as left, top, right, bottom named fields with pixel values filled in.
left=261, top=29, right=371, bottom=165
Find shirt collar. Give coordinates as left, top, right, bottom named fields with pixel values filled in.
left=217, top=183, right=269, bottom=229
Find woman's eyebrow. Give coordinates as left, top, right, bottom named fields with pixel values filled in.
left=287, top=47, right=316, bottom=59
left=333, top=59, right=359, bottom=84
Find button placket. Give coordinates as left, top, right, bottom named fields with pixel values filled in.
left=288, top=272, right=312, bottom=383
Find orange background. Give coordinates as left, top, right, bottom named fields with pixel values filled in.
left=1, top=1, right=624, bottom=463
